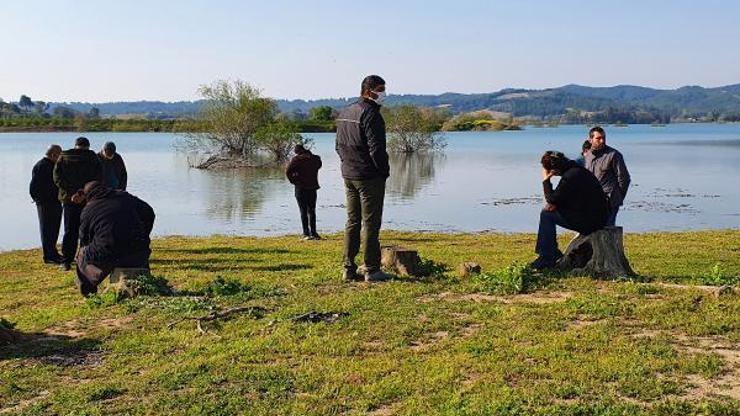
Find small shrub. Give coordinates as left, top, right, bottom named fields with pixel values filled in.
left=85, top=291, right=120, bottom=309
left=474, top=263, right=535, bottom=295
left=415, top=257, right=449, bottom=278
left=200, top=276, right=252, bottom=297
left=0, top=318, right=16, bottom=330
left=703, top=263, right=739, bottom=286
left=129, top=274, right=174, bottom=296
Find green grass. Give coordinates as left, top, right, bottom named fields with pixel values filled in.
left=1, top=230, right=739, bottom=415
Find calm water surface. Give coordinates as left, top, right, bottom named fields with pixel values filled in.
left=1, top=124, right=739, bottom=251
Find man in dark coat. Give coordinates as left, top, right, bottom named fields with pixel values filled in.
left=98, top=141, right=127, bottom=190
left=75, top=181, right=155, bottom=297
left=531, top=151, right=609, bottom=270
left=53, top=137, right=103, bottom=271
left=335, top=75, right=391, bottom=282
left=29, top=144, right=63, bottom=264
left=286, top=144, right=322, bottom=240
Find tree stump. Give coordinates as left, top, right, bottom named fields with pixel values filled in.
left=557, top=226, right=635, bottom=279
left=458, top=262, right=482, bottom=278
left=381, top=246, right=420, bottom=277
left=105, top=268, right=151, bottom=299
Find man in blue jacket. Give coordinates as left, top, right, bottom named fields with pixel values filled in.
left=335, top=75, right=391, bottom=282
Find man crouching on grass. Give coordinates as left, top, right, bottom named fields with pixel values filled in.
left=530, top=151, right=609, bottom=270
left=74, top=181, right=155, bottom=297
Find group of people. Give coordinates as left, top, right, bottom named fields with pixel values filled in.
left=30, top=137, right=154, bottom=296
left=30, top=74, right=631, bottom=296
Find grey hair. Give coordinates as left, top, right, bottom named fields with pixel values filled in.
left=46, top=144, right=62, bottom=157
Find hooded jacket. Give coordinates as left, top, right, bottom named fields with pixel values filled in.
left=543, top=161, right=609, bottom=234
left=286, top=151, right=322, bottom=190
left=53, top=148, right=103, bottom=203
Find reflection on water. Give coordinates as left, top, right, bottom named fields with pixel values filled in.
left=387, top=153, right=444, bottom=199
left=204, top=167, right=285, bottom=221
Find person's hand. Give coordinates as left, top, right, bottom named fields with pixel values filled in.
left=542, top=167, right=554, bottom=181
left=544, top=203, right=557, bottom=212
left=71, top=191, right=85, bottom=204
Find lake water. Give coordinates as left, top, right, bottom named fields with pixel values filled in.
left=1, top=124, right=739, bottom=251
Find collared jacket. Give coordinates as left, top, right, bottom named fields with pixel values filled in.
left=335, top=98, right=390, bottom=180
left=53, top=149, right=103, bottom=203
left=286, top=151, right=322, bottom=190
left=29, top=157, right=60, bottom=204
left=98, top=152, right=128, bottom=190
left=543, top=162, right=609, bottom=234
left=584, top=145, right=631, bottom=207
left=79, top=189, right=155, bottom=265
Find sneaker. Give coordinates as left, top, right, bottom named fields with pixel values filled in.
left=302, top=235, right=313, bottom=241
left=44, top=257, right=64, bottom=265
left=310, top=234, right=322, bottom=240
left=364, top=270, right=393, bottom=282
left=342, top=269, right=362, bottom=282
left=529, top=256, right=556, bottom=271
left=60, top=262, right=71, bottom=272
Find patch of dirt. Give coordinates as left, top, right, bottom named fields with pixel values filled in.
left=367, top=402, right=401, bottom=416
left=38, top=350, right=105, bottom=367
left=409, top=331, right=449, bottom=352
left=460, top=323, right=483, bottom=338
left=418, top=291, right=572, bottom=304
left=45, top=316, right=134, bottom=339
left=629, top=330, right=740, bottom=400
left=0, top=390, right=50, bottom=415
left=568, top=319, right=602, bottom=329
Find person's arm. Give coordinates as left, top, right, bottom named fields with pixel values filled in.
left=363, top=110, right=390, bottom=178
left=543, top=174, right=571, bottom=206
left=29, top=163, right=41, bottom=202
left=118, top=155, right=128, bottom=191
left=133, top=196, right=155, bottom=235
left=93, top=153, right=103, bottom=183
left=79, top=208, right=92, bottom=247
left=285, top=158, right=298, bottom=183
left=53, top=156, right=74, bottom=196
left=613, top=152, right=631, bottom=200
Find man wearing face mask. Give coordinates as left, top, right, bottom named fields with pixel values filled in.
left=335, top=75, right=391, bottom=282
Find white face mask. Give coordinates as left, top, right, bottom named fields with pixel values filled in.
left=371, top=90, right=387, bottom=105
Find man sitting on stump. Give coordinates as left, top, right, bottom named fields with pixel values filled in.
left=531, top=151, right=609, bottom=270
left=75, top=181, right=155, bottom=297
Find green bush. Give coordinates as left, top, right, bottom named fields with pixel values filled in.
left=474, top=263, right=535, bottom=295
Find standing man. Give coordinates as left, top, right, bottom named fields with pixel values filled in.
left=286, top=144, right=322, bottom=240
left=54, top=137, right=102, bottom=271
left=335, top=75, right=391, bottom=282
left=584, top=126, right=631, bottom=226
left=98, top=141, right=127, bottom=190
left=29, top=144, right=64, bottom=264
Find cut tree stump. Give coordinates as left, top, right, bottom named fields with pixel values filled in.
left=105, top=268, right=151, bottom=299
left=458, top=262, right=482, bottom=278
left=381, top=246, right=420, bottom=277
left=557, top=226, right=636, bottom=279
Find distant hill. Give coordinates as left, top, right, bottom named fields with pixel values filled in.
left=44, top=83, right=740, bottom=121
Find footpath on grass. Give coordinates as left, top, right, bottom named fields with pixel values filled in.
left=1, top=230, right=739, bottom=415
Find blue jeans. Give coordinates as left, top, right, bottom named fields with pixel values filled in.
left=606, top=206, right=620, bottom=227
left=535, top=209, right=572, bottom=262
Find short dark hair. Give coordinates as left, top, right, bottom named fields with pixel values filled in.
left=582, top=140, right=592, bottom=151
left=293, top=144, right=307, bottom=154
left=75, top=136, right=90, bottom=148
left=541, top=150, right=570, bottom=172
left=361, top=75, right=385, bottom=95
left=589, top=126, right=606, bottom=138
left=103, top=141, right=116, bottom=153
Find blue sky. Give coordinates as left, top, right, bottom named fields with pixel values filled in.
left=2, top=0, right=739, bottom=102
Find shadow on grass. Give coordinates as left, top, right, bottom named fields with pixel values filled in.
left=159, top=247, right=294, bottom=255
left=1, top=330, right=102, bottom=365
left=248, top=263, right=313, bottom=272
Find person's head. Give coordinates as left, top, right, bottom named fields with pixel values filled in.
left=581, top=139, right=592, bottom=156
left=102, top=142, right=117, bottom=159
left=360, top=75, right=386, bottom=105
left=82, top=180, right=111, bottom=201
left=293, top=144, right=308, bottom=155
left=588, top=126, right=606, bottom=151
left=45, top=144, right=62, bottom=162
left=541, top=151, right=571, bottom=175
left=75, top=136, right=90, bottom=150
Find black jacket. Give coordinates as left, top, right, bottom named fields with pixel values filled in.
left=29, top=157, right=60, bottom=204
left=286, top=151, right=322, bottom=190
left=53, top=149, right=103, bottom=203
left=543, top=162, right=609, bottom=234
left=335, top=98, right=390, bottom=180
left=99, top=152, right=128, bottom=190
left=79, top=189, right=155, bottom=265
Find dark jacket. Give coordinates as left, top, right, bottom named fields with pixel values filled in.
left=584, top=145, right=631, bottom=207
left=335, top=98, right=390, bottom=180
left=286, top=151, right=322, bottom=190
left=79, top=188, right=155, bottom=265
left=543, top=162, right=609, bottom=234
left=29, top=157, right=60, bottom=204
left=53, top=149, right=103, bottom=203
left=98, top=152, right=128, bottom=190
